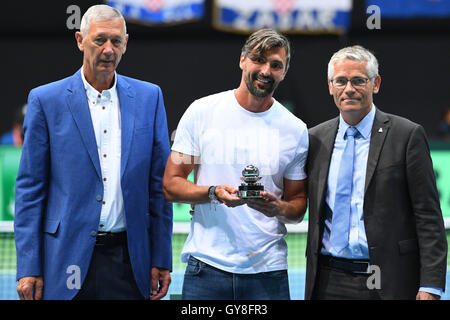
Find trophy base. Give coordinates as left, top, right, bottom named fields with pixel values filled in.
left=237, top=185, right=264, bottom=199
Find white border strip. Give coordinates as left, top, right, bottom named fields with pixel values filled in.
left=287, top=221, right=309, bottom=233
left=173, top=221, right=191, bottom=234
left=173, top=220, right=311, bottom=233
left=2, top=218, right=450, bottom=234
left=0, top=221, right=14, bottom=233
left=174, top=218, right=450, bottom=234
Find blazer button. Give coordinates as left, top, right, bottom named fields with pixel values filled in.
left=96, top=195, right=102, bottom=201
left=90, top=230, right=97, bottom=237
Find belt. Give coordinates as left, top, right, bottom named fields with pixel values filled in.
left=319, top=254, right=370, bottom=274
left=95, top=231, right=127, bottom=247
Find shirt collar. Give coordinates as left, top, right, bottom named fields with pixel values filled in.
left=80, top=66, right=117, bottom=102
left=338, top=104, right=376, bottom=140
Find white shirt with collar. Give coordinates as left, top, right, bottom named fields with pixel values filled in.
left=322, top=104, right=375, bottom=259
left=81, top=67, right=126, bottom=233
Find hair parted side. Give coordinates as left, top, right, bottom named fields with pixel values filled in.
left=79, top=4, right=127, bottom=38
left=241, top=28, right=292, bottom=71
left=327, top=45, right=379, bottom=80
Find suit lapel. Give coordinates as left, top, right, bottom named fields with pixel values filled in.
left=66, top=71, right=102, bottom=179
left=316, top=117, right=339, bottom=215
left=364, top=109, right=390, bottom=194
left=117, top=75, right=136, bottom=178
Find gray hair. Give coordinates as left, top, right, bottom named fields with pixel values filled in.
left=241, top=28, right=292, bottom=71
left=80, top=5, right=127, bottom=38
left=327, top=45, right=379, bottom=80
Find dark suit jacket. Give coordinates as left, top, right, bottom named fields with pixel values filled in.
left=14, top=70, right=173, bottom=299
left=305, top=109, right=447, bottom=299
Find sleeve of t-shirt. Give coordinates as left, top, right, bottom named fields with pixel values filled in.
left=171, top=101, right=201, bottom=157
left=283, top=125, right=309, bottom=180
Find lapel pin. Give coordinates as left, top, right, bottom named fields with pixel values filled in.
left=378, top=128, right=383, bottom=133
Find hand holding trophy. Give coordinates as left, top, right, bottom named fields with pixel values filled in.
left=238, top=165, right=286, bottom=219
left=237, top=165, right=265, bottom=199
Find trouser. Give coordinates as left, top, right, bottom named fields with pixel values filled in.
left=182, top=256, right=290, bottom=300
left=74, top=232, right=145, bottom=300
left=312, top=255, right=381, bottom=300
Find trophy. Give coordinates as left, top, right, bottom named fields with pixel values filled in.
left=237, top=165, right=264, bottom=199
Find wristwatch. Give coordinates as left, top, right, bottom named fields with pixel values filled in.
left=208, top=186, right=221, bottom=204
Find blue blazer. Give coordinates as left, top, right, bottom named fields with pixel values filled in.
left=14, top=70, right=173, bottom=299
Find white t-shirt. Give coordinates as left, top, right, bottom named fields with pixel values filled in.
left=172, top=90, right=309, bottom=273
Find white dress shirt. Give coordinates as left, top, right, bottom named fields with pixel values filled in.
left=81, top=67, right=126, bottom=232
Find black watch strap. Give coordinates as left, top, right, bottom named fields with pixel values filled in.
left=208, top=186, right=218, bottom=201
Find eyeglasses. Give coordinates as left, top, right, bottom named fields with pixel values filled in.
left=330, top=77, right=371, bottom=89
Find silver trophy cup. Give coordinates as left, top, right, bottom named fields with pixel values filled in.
left=237, top=165, right=264, bottom=199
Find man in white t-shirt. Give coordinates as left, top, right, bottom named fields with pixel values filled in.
left=163, top=28, right=308, bottom=300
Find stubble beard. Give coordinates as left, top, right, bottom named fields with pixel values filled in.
left=244, top=72, right=277, bottom=98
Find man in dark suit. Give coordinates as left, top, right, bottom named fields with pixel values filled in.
left=14, top=5, right=172, bottom=300
left=305, top=45, right=447, bottom=300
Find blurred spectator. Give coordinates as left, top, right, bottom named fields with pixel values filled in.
left=437, top=107, right=450, bottom=142
left=1, top=104, right=26, bottom=146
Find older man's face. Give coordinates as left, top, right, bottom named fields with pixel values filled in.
left=76, top=18, right=128, bottom=79
left=328, top=59, right=380, bottom=119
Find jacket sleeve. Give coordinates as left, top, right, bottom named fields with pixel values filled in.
left=406, top=124, right=447, bottom=290
left=14, top=89, right=50, bottom=280
left=148, top=86, right=173, bottom=271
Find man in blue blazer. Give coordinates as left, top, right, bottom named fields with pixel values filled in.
left=14, top=5, right=173, bottom=300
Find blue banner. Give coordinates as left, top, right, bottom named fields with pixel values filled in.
left=366, top=0, right=450, bottom=18
left=213, top=0, right=353, bottom=34
left=107, top=0, right=205, bottom=25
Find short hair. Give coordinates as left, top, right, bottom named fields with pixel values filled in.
left=79, top=4, right=127, bottom=38
left=241, top=28, right=292, bottom=71
left=327, top=45, right=379, bottom=80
